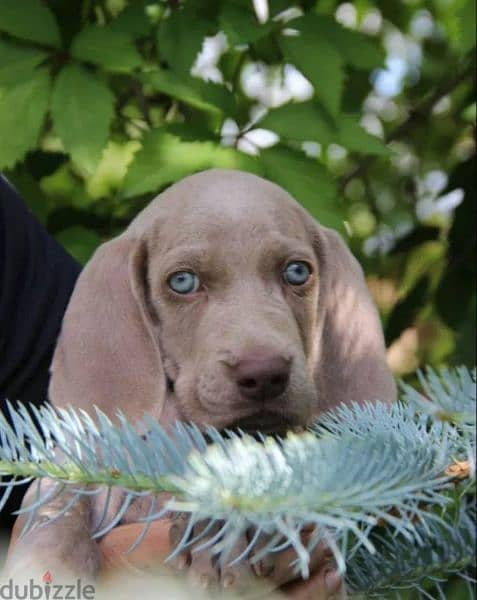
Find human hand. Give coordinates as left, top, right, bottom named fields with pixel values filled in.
left=98, top=520, right=345, bottom=598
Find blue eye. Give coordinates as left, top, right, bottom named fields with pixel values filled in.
left=284, top=261, right=311, bottom=286
left=168, top=271, right=200, bottom=294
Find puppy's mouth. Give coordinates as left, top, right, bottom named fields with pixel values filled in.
left=223, top=411, right=305, bottom=440
left=164, top=371, right=305, bottom=440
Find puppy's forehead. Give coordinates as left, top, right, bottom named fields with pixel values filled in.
left=138, top=169, right=310, bottom=244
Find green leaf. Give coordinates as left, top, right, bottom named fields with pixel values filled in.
left=278, top=26, right=344, bottom=117
left=259, top=146, right=342, bottom=231
left=259, top=101, right=337, bottom=145
left=219, top=2, right=274, bottom=45
left=0, top=0, right=61, bottom=47
left=158, top=7, right=212, bottom=75
left=456, top=0, right=476, bottom=54
left=258, top=104, right=387, bottom=156
left=39, top=162, right=91, bottom=209
left=71, top=25, right=142, bottom=73
left=302, top=15, right=385, bottom=70
left=109, top=0, right=151, bottom=37
left=164, top=121, right=216, bottom=142
left=51, top=65, right=115, bottom=174
left=337, top=115, right=389, bottom=156
left=399, top=241, right=444, bottom=296
left=122, top=129, right=261, bottom=198
left=0, top=68, right=50, bottom=169
left=55, top=226, right=102, bottom=265
left=0, top=39, right=48, bottom=86
left=143, top=70, right=235, bottom=115
left=86, top=140, right=141, bottom=200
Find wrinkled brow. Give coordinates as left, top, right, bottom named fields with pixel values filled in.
left=260, top=238, right=315, bottom=261
left=158, top=245, right=217, bottom=273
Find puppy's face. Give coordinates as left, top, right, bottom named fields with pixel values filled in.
left=141, top=173, right=320, bottom=433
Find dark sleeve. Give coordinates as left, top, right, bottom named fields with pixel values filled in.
left=0, top=175, right=81, bottom=528
left=0, top=175, right=81, bottom=406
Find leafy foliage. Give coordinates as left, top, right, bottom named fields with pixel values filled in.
left=0, top=0, right=473, bottom=373
left=0, top=367, right=475, bottom=597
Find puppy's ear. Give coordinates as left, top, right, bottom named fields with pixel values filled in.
left=311, top=226, right=396, bottom=411
left=49, top=237, right=166, bottom=424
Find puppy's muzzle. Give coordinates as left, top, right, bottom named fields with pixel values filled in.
left=224, top=351, right=291, bottom=402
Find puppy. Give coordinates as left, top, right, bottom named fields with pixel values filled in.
left=6, top=169, right=396, bottom=594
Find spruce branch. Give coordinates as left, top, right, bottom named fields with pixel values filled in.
left=0, top=366, right=475, bottom=596
left=346, top=497, right=476, bottom=598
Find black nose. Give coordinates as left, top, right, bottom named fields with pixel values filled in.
left=232, top=353, right=291, bottom=400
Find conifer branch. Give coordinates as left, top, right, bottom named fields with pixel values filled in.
left=0, top=367, right=475, bottom=596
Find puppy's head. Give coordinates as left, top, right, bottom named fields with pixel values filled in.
left=49, top=169, right=395, bottom=433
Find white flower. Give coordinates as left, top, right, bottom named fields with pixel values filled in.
left=416, top=189, right=464, bottom=221
left=253, top=0, right=269, bottom=24
left=221, top=118, right=240, bottom=147
left=360, top=9, right=382, bottom=35
left=220, top=119, right=279, bottom=156
left=273, top=7, right=303, bottom=23
left=360, top=114, right=384, bottom=138
left=283, top=64, right=314, bottom=102
left=237, top=137, right=260, bottom=155
left=244, top=128, right=279, bottom=148
left=414, top=170, right=463, bottom=221
left=335, top=2, right=357, bottom=29
left=241, top=62, right=313, bottom=108
left=249, top=104, right=269, bottom=126
left=302, top=141, right=322, bottom=158
left=191, top=32, right=228, bottom=83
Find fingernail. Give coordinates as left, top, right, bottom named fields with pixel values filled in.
left=222, top=573, right=235, bottom=588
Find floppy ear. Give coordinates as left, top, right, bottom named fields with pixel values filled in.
left=311, top=226, right=396, bottom=411
left=49, top=237, right=166, bottom=424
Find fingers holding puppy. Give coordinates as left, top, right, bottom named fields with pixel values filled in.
left=169, top=515, right=257, bottom=594
left=280, top=565, right=347, bottom=600
left=249, top=526, right=339, bottom=588
left=169, top=516, right=345, bottom=598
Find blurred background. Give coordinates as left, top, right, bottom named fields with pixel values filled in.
left=0, top=0, right=475, bottom=379
left=0, top=1, right=475, bottom=596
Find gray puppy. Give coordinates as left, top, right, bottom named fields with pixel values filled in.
left=6, top=169, right=396, bottom=595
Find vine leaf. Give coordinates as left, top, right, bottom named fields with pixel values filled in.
left=71, top=25, right=143, bottom=73
left=0, top=68, right=50, bottom=169
left=0, top=0, right=61, bottom=48
left=51, top=65, right=115, bottom=174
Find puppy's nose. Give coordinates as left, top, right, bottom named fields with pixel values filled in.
left=232, top=354, right=291, bottom=400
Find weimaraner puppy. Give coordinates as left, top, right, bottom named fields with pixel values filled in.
left=6, top=169, right=396, bottom=594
